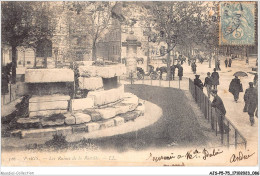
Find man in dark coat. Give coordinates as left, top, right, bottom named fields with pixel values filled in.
left=191, top=62, right=197, bottom=74
left=204, top=72, right=213, bottom=98
left=224, top=58, right=228, bottom=68
left=228, top=58, right=232, bottom=67
left=170, top=65, right=176, bottom=80
left=194, top=75, right=203, bottom=90
left=178, top=65, right=183, bottom=80
left=211, top=89, right=229, bottom=133
left=243, top=82, right=254, bottom=112
left=243, top=82, right=258, bottom=126
left=216, top=59, right=221, bottom=71
left=229, top=76, right=243, bottom=102
left=211, top=68, right=219, bottom=89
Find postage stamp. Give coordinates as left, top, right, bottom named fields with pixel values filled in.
left=219, top=2, right=256, bottom=46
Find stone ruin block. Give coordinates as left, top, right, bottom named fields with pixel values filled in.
left=95, top=108, right=116, bottom=120
left=55, top=126, right=73, bottom=136
left=72, top=124, right=87, bottom=133
left=74, top=113, right=91, bottom=124
left=70, top=97, right=94, bottom=111
left=41, top=118, right=65, bottom=127
left=88, top=85, right=124, bottom=106
left=30, top=110, right=67, bottom=118
left=25, top=69, right=74, bottom=83
left=21, top=128, right=57, bottom=139
left=78, top=77, right=103, bottom=90
left=99, top=119, right=115, bottom=129
left=113, top=116, right=124, bottom=126
left=64, top=113, right=76, bottom=125
left=29, top=101, right=69, bottom=112
left=85, top=122, right=100, bottom=132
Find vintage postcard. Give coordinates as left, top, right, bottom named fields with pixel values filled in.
left=1, top=1, right=259, bottom=173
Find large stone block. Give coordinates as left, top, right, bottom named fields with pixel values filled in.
left=99, top=119, right=115, bottom=129
left=29, top=94, right=70, bottom=103
left=29, top=100, right=69, bottom=112
left=21, top=128, right=57, bottom=138
left=113, top=116, right=124, bottom=126
left=88, top=85, right=124, bottom=106
left=29, top=109, right=67, bottom=117
left=78, top=77, right=103, bottom=90
left=78, top=66, right=97, bottom=77
left=120, top=111, right=139, bottom=122
left=83, top=109, right=102, bottom=122
left=136, top=104, right=145, bottom=116
left=41, top=118, right=65, bottom=127
left=64, top=113, right=76, bottom=125
left=70, top=97, right=94, bottom=111
left=16, top=117, right=41, bottom=129
left=85, top=122, right=100, bottom=132
left=78, top=64, right=126, bottom=78
left=25, top=69, right=74, bottom=83
left=55, top=126, right=73, bottom=136
left=74, top=113, right=91, bottom=124
left=95, top=108, right=116, bottom=119
left=72, top=124, right=87, bottom=133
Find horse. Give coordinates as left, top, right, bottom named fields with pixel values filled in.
left=156, top=66, right=167, bottom=80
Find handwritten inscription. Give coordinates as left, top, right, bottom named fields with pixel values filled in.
left=147, top=148, right=223, bottom=162
left=230, top=150, right=255, bottom=163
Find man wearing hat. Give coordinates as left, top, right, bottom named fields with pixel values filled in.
left=211, top=89, right=229, bottom=133
left=244, top=82, right=258, bottom=126
left=194, top=75, right=203, bottom=90
left=229, top=76, right=243, bottom=102
left=204, top=72, right=213, bottom=98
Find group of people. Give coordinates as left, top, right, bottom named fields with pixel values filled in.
left=193, top=68, right=220, bottom=99
left=170, top=64, right=183, bottom=81
left=224, top=58, right=232, bottom=68
left=193, top=65, right=258, bottom=127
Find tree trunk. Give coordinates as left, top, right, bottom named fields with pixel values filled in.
left=166, top=44, right=171, bottom=81
left=209, top=53, right=212, bottom=68
left=92, top=42, right=97, bottom=61
left=11, top=45, right=17, bottom=84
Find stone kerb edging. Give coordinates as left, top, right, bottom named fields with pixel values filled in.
left=3, top=101, right=161, bottom=148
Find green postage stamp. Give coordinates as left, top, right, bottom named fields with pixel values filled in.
left=219, top=2, right=256, bottom=45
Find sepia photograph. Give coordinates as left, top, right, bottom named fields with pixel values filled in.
left=1, top=1, right=259, bottom=174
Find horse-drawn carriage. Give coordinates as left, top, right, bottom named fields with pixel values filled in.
left=137, top=65, right=159, bottom=80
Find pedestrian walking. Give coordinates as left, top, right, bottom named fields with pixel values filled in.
left=204, top=72, right=213, bottom=98
left=170, top=65, right=176, bottom=80
left=216, top=59, right=221, bottom=71
left=243, top=82, right=258, bottom=126
left=244, top=82, right=254, bottom=112
left=228, top=58, right=232, bottom=67
left=211, top=89, right=229, bottom=133
left=229, top=76, right=243, bottom=102
left=224, top=58, right=228, bottom=68
left=178, top=65, right=183, bottom=80
left=211, top=68, right=219, bottom=90
left=194, top=75, right=203, bottom=90
left=188, top=57, right=191, bottom=66
left=191, top=62, right=197, bottom=74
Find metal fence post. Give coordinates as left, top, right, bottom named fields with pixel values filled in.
left=227, top=121, right=230, bottom=148
left=179, top=79, right=180, bottom=89
left=159, top=78, right=161, bottom=87
left=220, top=115, right=224, bottom=144
left=215, top=111, right=218, bottom=136
left=235, top=129, right=238, bottom=149
left=151, top=78, right=152, bottom=85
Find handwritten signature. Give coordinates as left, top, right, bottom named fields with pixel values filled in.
left=230, top=150, right=255, bottom=163
left=147, top=148, right=223, bottom=162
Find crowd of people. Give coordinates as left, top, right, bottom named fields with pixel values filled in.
left=192, top=57, right=258, bottom=127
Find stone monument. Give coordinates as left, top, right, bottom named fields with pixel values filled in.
left=122, top=31, right=141, bottom=78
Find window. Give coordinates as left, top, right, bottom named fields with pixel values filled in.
left=18, top=61, right=22, bottom=65
left=27, top=61, right=31, bottom=64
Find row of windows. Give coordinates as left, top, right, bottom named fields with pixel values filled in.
left=111, top=45, right=120, bottom=55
